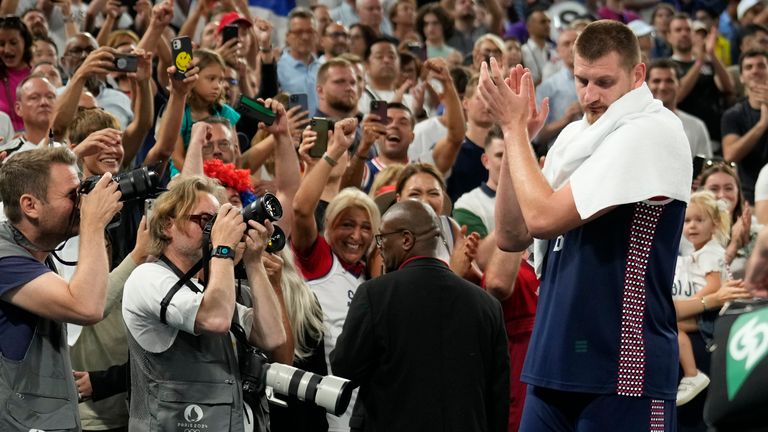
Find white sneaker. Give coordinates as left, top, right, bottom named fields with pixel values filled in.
left=676, top=371, right=710, bottom=406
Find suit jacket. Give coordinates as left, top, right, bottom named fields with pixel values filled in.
left=330, top=257, right=509, bottom=432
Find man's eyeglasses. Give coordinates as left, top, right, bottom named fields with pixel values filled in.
left=326, top=31, right=349, bottom=39
left=290, top=29, right=315, bottom=37
left=374, top=229, right=406, bottom=248
left=189, top=213, right=215, bottom=230
left=65, top=46, right=95, bottom=58
left=202, top=140, right=233, bottom=155
left=374, top=228, right=441, bottom=248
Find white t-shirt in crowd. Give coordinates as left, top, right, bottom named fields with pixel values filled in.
left=672, top=238, right=726, bottom=300
left=122, top=260, right=253, bottom=353
left=408, top=116, right=446, bottom=165
left=754, top=163, right=768, bottom=203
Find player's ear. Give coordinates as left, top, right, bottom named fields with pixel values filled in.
left=632, top=62, right=646, bottom=88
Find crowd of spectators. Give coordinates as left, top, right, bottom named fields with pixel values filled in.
left=1, top=0, right=768, bottom=430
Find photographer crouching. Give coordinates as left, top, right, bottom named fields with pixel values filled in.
left=0, top=147, right=122, bottom=431
left=121, top=175, right=286, bottom=432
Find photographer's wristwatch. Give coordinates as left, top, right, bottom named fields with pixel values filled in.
left=212, top=245, right=235, bottom=260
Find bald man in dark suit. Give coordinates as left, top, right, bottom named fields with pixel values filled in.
left=331, top=200, right=509, bottom=432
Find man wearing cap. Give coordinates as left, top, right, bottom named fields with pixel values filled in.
left=732, top=0, right=768, bottom=62
left=628, top=19, right=655, bottom=62
left=278, top=7, right=321, bottom=115
left=216, top=11, right=255, bottom=68
left=331, top=200, right=509, bottom=432
left=739, top=0, right=767, bottom=27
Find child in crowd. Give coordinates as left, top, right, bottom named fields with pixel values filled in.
left=170, top=49, right=240, bottom=176
left=673, top=191, right=731, bottom=406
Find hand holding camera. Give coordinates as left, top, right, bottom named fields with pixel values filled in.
left=211, top=203, right=247, bottom=250
left=72, top=47, right=117, bottom=83
left=79, top=172, right=123, bottom=230
left=243, top=219, right=274, bottom=266
left=130, top=48, right=152, bottom=81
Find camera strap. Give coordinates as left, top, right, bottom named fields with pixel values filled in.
left=157, top=254, right=203, bottom=325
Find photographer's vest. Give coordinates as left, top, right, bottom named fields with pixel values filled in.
left=0, top=222, right=81, bottom=431
left=126, top=289, right=245, bottom=432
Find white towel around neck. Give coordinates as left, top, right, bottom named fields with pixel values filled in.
left=532, top=83, right=692, bottom=277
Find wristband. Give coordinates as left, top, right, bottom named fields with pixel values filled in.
left=354, top=153, right=371, bottom=161
left=260, top=45, right=273, bottom=53
left=211, top=245, right=235, bottom=260
left=323, top=153, right=338, bottom=167
left=700, top=296, right=708, bottom=312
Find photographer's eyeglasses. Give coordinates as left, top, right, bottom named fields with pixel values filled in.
left=189, top=213, right=215, bottom=230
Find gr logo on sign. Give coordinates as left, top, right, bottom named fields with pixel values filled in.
left=727, top=308, right=768, bottom=400
left=184, top=404, right=204, bottom=423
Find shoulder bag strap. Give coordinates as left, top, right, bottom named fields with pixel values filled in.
left=157, top=254, right=203, bottom=325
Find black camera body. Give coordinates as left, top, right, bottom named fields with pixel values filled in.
left=78, top=167, right=161, bottom=202
left=240, top=193, right=286, bottom=254
left=79, top=167, right=161, bottom=202
left=113, top=54, right=138, bottom=73
left=78, top=167, right=161, bottom=229
left=205, top=193, right=286, bottom=268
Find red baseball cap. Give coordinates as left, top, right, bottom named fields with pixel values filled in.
left=217, top=11, right=253, bottom=33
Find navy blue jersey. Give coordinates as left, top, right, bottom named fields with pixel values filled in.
left=522, top=199, right=685, bottom=400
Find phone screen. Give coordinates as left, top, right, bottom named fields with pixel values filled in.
left=223, top=25, right=238, bottom=45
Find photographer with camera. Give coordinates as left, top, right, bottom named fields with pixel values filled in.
left=57, top=106, right=160, bottom=430
left=122, top=175, right=286, bottom=432
left=0, top=146, right=122, bottom=431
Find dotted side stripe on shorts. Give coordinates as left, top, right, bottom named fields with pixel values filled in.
left=649, top=399, right=665, bottom=432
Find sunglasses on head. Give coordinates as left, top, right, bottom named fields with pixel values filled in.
left=704, top=158, right=737, bottom=169
left=0, top=15, right=24, bottom=29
